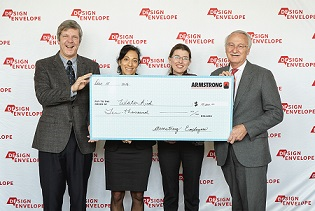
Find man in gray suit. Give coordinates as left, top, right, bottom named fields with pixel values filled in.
left=211, top=30, right=283, bottom=211
left=32, top=20, right=100, bottom=210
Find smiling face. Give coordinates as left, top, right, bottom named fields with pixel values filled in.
left=225, top=32, right=250, bottom=69
left=118, top=50, right=139, bottom=75
left=169, top=49, right=191, bottom=75
left=58, top=28, right=80, bottom=60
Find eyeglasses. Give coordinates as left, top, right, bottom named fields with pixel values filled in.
left=226, top=43, right=248, bottom=50
left=172, top=55, right=190, bottom=61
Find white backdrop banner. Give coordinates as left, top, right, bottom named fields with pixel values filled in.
left=1, top=0, right=315, bottom=210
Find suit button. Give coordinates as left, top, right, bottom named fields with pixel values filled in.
left=72, top=106, right=75, bottom=109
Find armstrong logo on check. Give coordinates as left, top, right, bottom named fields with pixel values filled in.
left=191, top=81, right=229, bottom=89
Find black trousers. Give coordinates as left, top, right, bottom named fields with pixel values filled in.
left=38, top=130, right=93, bottom=211
left=158, top=141, right=204, bottom=211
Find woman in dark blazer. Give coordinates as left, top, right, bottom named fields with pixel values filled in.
left=158, top=43, right=204, bottom=211
left=104, top=45, right=155, bottom=211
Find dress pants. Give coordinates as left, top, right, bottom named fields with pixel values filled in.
left=158, top=141, right=204, bottom=211
left=38, top=130, right=93, bottom=211
left=221, top=144, right=268, bottom=211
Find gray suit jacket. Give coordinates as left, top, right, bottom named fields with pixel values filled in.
left=211, top=61, right=283, bottom=167
left=32, top=52, right=100, bottom=154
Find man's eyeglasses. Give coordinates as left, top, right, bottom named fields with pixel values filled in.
left=226, top=43, right=248, bottom=50
left=172, top=55, right=190, bottom=61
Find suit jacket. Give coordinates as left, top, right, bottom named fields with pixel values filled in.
left=211, top=61, right=283, bottom=167
left=32, top=52, right=100, bottom=154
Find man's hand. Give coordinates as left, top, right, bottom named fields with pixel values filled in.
left=227, top=124, right=247, bottom=144
left=71, top=73, right=92, bottom=92
left=219, top=71, right=231, bottom=76
left=87, top=125, right=98, bottom=143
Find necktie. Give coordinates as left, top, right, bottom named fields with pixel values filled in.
left=231, top=68, right=238, bottom=98
left=231, top=68, right=238, bottom=76
left=66, top=60, right=75, bottom=85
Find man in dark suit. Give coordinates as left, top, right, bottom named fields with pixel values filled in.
left=211, top=30, right=283, bottom=211
left=32, top=20, right=100, bottom=211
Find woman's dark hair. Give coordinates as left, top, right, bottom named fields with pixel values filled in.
left=117, top=45, right=141, bottom=74
left=168, top=43, right=191, bottom=74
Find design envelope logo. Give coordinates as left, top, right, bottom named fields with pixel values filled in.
left=71, top=9, right=109, bottom=21
left=2, top=9, right=41, bottom=21
left=278, top=8, right=315, bottom=19
left=276, top=149, right=314, bottom=161
left=3, top=57, right=35, bottom=69
left=176, top=32, right=214, bottom=44
left=139, top=8, right=177, bottom=20
left=207, top=56, right=229, bottom=68
left=40, top=33, right=57, bottom=45
left=278, top=56, right=315, bottom=68
left=275, top=195, right=311, bottom=206
left=247, top=32, right=282, bottom=44
left=108, top=33, right=147, bottom=45
left=141, top=56, right=170, bottom=68
left=207, top=8, right=245, bottom=19
left=7, top=197, right=43, bottom=209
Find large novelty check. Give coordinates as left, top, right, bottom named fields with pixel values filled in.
left=90, top=75, right=233, bottom=141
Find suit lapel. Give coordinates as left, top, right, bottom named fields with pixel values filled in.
left=233, top=62, right=254, bottom=110
left=76, top=55, right=87, bottom=77
left=53, top=53, right=69, bottom=86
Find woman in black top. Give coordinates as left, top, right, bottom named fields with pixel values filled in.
left=158, top=43, right=204, bottom=211
left=104, top=45, right=155, bottom=211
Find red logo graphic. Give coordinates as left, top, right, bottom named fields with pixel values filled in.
left=7, top=197, right=43, bottom=208
left=179, top=174, right=184, bottom=181
left=312, top=80, right=315, bottom=86
left=139, top=8, right=177, bottom=20
left=207, top=150, right=216, bottom=159
left=40, top=33, right=57, bottom=45
left=108, top=33, right=147, bottom=45
left=86, top=198, right=110, bottom=209
left=312, top=33, right=315, bottom=39
left=143, top=197, right=164, bottom=208
left=3, top=57, right=35, bottom=69
left=71, top=9, right=109, bottom=21
left=278, top=56, right=315, bottom=68
left=207, top=8, right=245, bottom=19
left=206, top=196, right=232, bottom=206
left=309, top=172, right=315, bottom=179
left=0, top=40, right=10, bottom=45
left=176, top=32, right=214, bottom=44
left=4, top=104, right=42, bottom=116
left=282, top=102, right=315, bottom=114
left=276, top=149, right=314, bottom=161
left=278, top=8, right=315, bottom=20
left=207, top=56, right=229, bottom=68
left=141, top=57, right=169, bottom=68
left=247, top=32, right=282, bottom=44
left=275, top=195, right=311, bottom=206
left=311, top=126, right=315, bottom=133
left=2, top=9, right=41, bottom=21
left=5, top=151, right=39, bottom=162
